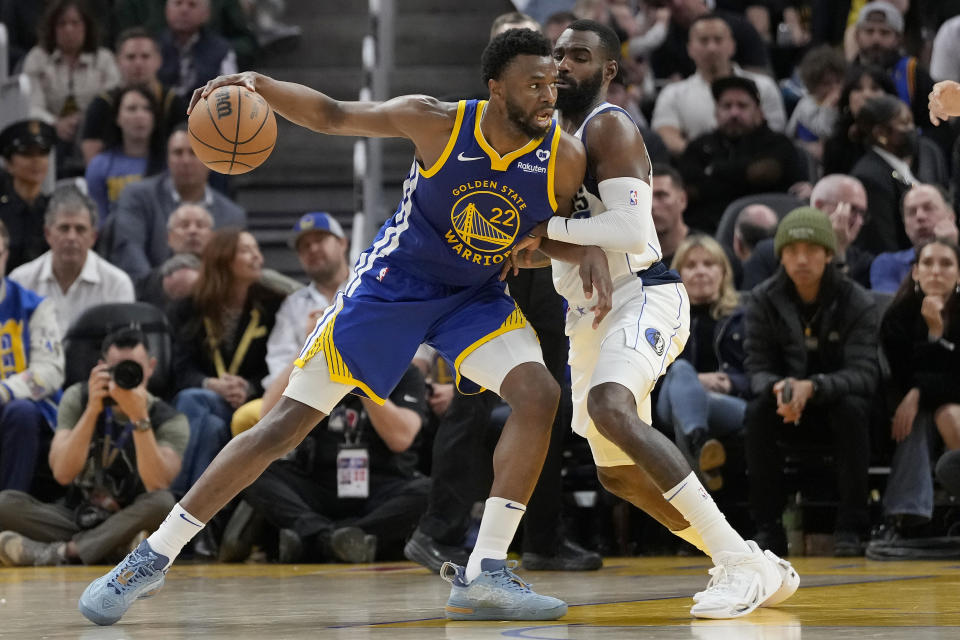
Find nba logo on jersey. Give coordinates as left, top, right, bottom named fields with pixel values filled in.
left=628, top=189, right=639, bottom=206
left=376, top=267, right=389, bottom=282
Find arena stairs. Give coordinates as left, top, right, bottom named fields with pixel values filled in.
left=233, top=0, right=514, bottom=280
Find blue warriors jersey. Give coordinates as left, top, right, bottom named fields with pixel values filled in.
left=364, top=99, right=562, bottom=287
left=295, top=100, right=561, bottom=403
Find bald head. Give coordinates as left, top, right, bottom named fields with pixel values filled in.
left=733, top=204, right=778, bottom=260
left=810, top=174, right=867, bottom=213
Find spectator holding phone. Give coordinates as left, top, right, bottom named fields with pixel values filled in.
left=743, top=207, right=880, bottom=557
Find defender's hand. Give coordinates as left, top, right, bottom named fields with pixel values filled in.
left=579, top=246, right=612, bottom=329
left=510, top=221, right=548, bottom=261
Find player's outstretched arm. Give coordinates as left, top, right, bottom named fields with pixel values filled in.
left=188, top=71, right=454, bottom=144
left=929, top=80, right=960, bottom=125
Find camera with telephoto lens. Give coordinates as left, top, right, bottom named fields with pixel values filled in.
left=109, top=359, right=144, bottom=389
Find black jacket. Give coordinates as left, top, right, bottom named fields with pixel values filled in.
left=680, top=305, right=750, bottom=398
left=851, top=141, right=948, bottom=255
left=881, top=293, right=960, bottom=410
left=170, top=283, right=286, bottom=397
left=679, top=125, right=808, bottom=235
left=744, top=265, right=879, bottom=402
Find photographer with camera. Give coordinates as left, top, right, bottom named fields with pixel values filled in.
left=0, top=328, right=188, bottom=566
left=743, top=207, right=880, bottom=558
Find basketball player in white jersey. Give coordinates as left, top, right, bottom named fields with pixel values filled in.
left=509, top=20, right=800, bottom=619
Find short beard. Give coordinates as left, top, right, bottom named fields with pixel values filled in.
left=505, top=98, right=551, bottom=138
left=860, top=47, right=898, bottom=68
left=306, top=262, right=340, bottom=287
left=556, top=68, right=604, bottom=116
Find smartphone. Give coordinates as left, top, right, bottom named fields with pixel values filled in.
left=781, top=380, right=793, bottom=403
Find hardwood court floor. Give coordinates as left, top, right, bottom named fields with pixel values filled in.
left=2, top=556, right=959, bottom=639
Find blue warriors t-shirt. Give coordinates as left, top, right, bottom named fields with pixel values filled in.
left=0, top=279, right=59, bottom=425
left=362, top=99, right=561, bottom=287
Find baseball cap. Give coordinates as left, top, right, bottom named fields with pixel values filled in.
left=289, top=212, right=345, bottom=248
left=711, top=76, right=761, bottom=105
left=0, top=119, right=56, bottom=158
left=856, top=1, right=904, bottom=34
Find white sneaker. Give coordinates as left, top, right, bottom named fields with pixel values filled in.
left=750, top=541, right=800, bottom=607
left=691, top=542, right=800, bottom=607
left=690, top=545, right=781, bottom=619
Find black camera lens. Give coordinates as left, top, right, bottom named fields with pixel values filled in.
left=110, top=359, right=144, bottom=389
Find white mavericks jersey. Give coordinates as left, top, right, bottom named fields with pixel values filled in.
left=551, top=102, right=665, bottom=310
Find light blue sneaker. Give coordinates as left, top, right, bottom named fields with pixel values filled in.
left=441, top=558, right=568, bottom=621
left=78, top=540, right=169, bottom=626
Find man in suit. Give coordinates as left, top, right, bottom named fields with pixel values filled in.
left=108, top=126, right=246, bottom=279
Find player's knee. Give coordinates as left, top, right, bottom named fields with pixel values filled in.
left=503, top=366, right=560, bottom=418
left=587, top=384, right=636, bottom=440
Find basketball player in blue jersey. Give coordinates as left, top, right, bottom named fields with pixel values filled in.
left=509, top=21, right=800, bottom=619
left=78, top=29, right=612, bottom=625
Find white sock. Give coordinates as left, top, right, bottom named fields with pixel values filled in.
left=663, top=472, right=749, bottom=557
left=146, top=503, right=205, bottom=569
left=465, top=497, right=525, bottom=582
left=672, top=525, right=709, bottom=556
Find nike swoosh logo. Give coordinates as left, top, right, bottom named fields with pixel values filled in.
left=457, top=152, right=484, bottom=161
left=504, top=502, right=526, bottom=511
left=180, top=513, right=203, bottom=527
left=403, top=394, right=417, bottom=403
left=664, top=481, right=688, bottom=502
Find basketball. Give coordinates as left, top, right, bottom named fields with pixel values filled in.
left=187, top=85, right=277, bottom=175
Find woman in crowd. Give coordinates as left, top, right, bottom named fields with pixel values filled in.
left=850, top=94, right=948, bottom=255
left=658, top=235, right=748, bottom=491
left=22, top=0, right=120, bottom=177
left=878, top=238, right=960, bottom=536
left=84, top=85, right=163, bottom=224
left=169, top=229, right=287, bottom=498
left=823, top=65, right=897, bottom=176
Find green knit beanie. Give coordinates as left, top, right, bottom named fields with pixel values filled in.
left=774, top=207, right=837, bottom=257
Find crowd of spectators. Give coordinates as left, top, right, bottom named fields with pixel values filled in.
left=1, top=0, right=960, bottom=568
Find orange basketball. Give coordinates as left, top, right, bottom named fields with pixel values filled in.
left=187, top=85, right=277, bottom=175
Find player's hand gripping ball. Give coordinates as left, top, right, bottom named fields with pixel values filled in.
left=188, top=85, right=277, bottom=174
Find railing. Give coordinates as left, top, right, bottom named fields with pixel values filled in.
left=0, top=23, right=8, bottom=84
left=351, top=0, right=395, bottom=263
